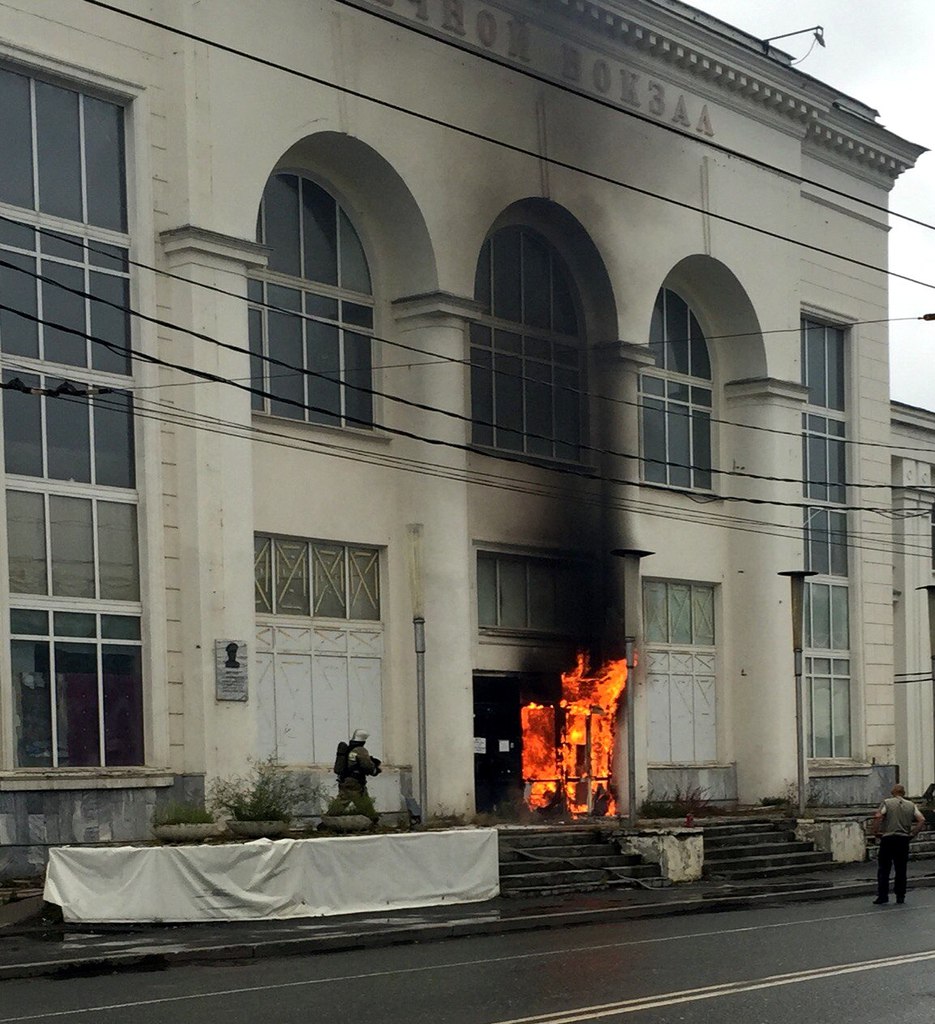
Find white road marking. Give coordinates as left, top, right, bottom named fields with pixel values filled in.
left=0, top=903, right=926, bottom=1021
left=493, top=947, right=935, bottom=1023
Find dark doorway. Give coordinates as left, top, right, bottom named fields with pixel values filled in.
left=473, top=673, right=559, bottom=816
left=473, top=676, right=523, bottom=815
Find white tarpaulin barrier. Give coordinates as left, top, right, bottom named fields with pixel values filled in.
left=44, top=829, right=500, bottom=923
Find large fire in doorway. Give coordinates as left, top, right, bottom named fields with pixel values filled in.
left=520, top=653, right=628, bottom=817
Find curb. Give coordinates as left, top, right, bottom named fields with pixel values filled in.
left=5, top=873, right=933, bottom=982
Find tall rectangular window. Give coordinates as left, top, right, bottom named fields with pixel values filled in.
left=0, top=67, right=140, bottom=767
left=254, top=535, right=380, bottom=621
left=643, top=580, right=717, bottom=763
left=801, top=318, right=850, bottom=758
left=475, top=550, right=589, bottom=634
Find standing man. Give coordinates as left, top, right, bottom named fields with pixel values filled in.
left=872, top=784, right=925, bottom=905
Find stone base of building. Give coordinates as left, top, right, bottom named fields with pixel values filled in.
left=646, top=765, right=738, bottom=806
left=0, top=767, right=413, bottom=881
left=807, top=763, right=897, bottom=806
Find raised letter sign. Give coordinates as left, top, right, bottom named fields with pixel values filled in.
left=507, top=17, right=530, bottom=61
left=561, top=43, right=582, bottom=82
left=442, top=0, right=466, bottom=35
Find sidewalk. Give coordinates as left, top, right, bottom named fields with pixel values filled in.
left=3, top=858, right=934, bottom=982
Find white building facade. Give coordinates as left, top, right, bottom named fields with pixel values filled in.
left=0, top=0, right=929, bottom=875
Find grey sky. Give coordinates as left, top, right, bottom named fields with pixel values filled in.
left=688, top=0, right=935, bottom=412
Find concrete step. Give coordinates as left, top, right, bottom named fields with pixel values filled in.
left=501, top=854, right=645, bottom=873
left=705, top=860, right=839, bottom=882
left=499, top=867, right=613, bottom=890
left=699, top=821, right=793, bottom=838
left=501, top=860, right=661, bottom=883
left=498, top=831, right=611, bottom=851
left=500, top=875, right=669, bottom=897
left=704, top=830, right=797, bottom=850
left=704, top=840, right=815, bottom=861
left=500, top=842, right=635, bottom=861
left=704, top=850, right=834, bottom=879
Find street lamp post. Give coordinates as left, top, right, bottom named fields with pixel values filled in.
left=916, top=585, right=935, bottom=790
left=779, top=570, right=818, bottom=817
left=407, top=524, right=428, bottom=820
left=612, top=548, right=654, bottom=828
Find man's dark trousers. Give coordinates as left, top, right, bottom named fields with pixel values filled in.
left=877, top=835, right=911, bottom=901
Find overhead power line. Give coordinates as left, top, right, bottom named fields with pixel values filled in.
left=1, top=301, right=928, bottom=522
left=76, top=0, right=935, bottom=297
left=2, top=247, right=934, bottom=490
left=22, top=381, right=930, bottom=563
left=331, top=0, right=932, bottom=233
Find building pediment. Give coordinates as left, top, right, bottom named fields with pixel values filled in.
left=349, top=0, right=925, bottom=184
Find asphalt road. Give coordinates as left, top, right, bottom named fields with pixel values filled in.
left=2, top=891, right=935, bottom=1023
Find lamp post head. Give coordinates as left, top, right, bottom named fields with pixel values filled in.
left=611, top=549, right=655, bottom=563
left=624, top=636, right=636, bottom=667
left=916, top=585, right=935, bottom=653
left=779, top=570, right=818, bottom=652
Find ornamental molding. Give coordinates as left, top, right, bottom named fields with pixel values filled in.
left=535, top=0, right=924, bottom=183
left=351, top=0, right=923, bottom=185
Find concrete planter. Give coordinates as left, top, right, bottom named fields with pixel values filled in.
left=152, top=823, right=220, bottom=843
left=319, top=815, right=375, bottom=833
left=226, top=820, right=290, bottom=839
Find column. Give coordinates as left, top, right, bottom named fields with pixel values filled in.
left=159, top=226, right=268, bottom=784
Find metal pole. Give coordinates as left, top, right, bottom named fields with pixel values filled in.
left=919, top=587, right=935, bottom=789
left=406, top=524, right=427, bottom=819
left=779, top=570, right=817, bottom=819
left=915, top=586, right=935, bottom=792
left=625, top=635, right=637, bottom=827
left=611, top=548, right=653, bottom=829
left=585, top=714, right=593, bottom=816
left=414, top=616, right=427, bottom=819
left=793, top=648, right=807, bottom=818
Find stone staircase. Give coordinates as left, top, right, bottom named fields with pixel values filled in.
left=910, top=834, right=935, bottom=860
left=702, top=820, right=834, bottom=881
left=498, top=828, right=665, bottom=897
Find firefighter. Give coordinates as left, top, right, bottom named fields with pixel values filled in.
left=334, top=730, right=382, bottom=796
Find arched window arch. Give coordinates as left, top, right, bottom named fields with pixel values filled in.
left=640, top=288, right=712, bottom=489
left=470, top=226, right=584, bottom=461
left=249, top=172, right=374, bottom=428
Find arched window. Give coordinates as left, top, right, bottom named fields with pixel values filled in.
left=249, top=173, right=374, bottom=428
left=640, top=288, right=712, bottom=489
left=470, top=226, right=583, bottom=461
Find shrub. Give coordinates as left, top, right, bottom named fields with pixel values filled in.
left=153, top=801, right=214, bottom=826
left=640, top=786, right=717, bottom=819
left=209, top=757, right=305, bottom=822
left=325, top=790, right=379, bottom=822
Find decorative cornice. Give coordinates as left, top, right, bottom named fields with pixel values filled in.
left=160, top=225, right=269, bottom=267
left=392, top=290, right=484, bottom=323
left=533, top=0, right=925, bottom=183
left=593, top=339, right=657, bottom=367
left=723, top=377, right=809, bottom=404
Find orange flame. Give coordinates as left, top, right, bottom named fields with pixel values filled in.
left=521, top=653, right=628, bottom=818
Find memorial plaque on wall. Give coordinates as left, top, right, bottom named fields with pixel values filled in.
left=215, top=640, right=248, bottom=701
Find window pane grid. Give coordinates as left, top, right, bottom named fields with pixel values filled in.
left=476, top=550, right=588, bottom=634
left=11, top=611, right=142, bottom=767
left=4, top=67, right=138, bottom=770
left=255, top=534, right=380, bottom=622
left=6, top=488, right=139, bottom=601
left=806, top=655, right=851, bottom=757
left=641, top=289, right=712, bottom=491
left=3, top=371, right=135, bottom=487
left=249, top=279, right=373, bottom=427
left=801, top=318, right=850, bottom=758
left=252, top=174, right=373, bottom=429
left=0, top=228, right=131, bottom=373
left=642, top=581, right=716, bottom=646
left=471, top=228, right=583, bottom=462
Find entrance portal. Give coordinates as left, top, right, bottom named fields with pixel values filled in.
left=473, top=674, right=557, bottom=815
